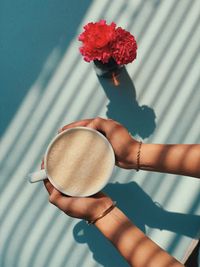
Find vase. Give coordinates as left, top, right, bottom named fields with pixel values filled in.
left=93, top=59, right=123, bottom=86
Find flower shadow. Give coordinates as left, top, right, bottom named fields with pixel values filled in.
left=97, top=66, right=156, bottom=139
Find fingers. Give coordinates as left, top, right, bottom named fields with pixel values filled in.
left=48, top=187, right=62, bottom=204
left=87, top=117, right=120, bottom=137
left=44, top=180, right=65, bottom=208
left=59, top=119, right=93, bottom=133
left=59, top=117, right=120, bottom=134
left=88, top=117, right=119, bottom=130
left=59, top=117, right=122, bottom=143
left=43, top=179, right=54, bottom=195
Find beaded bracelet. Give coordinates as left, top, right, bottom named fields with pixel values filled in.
left=87, top=201, right=116, bottom=225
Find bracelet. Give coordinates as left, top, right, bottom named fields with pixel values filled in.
left=87, top=201, right=116, bottom=225
left=136, top=141, right=142, bottom=172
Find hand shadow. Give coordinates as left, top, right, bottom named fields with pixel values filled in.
left=73, top=181, right=200, bottom=267
left=97, top=67, right=156, bottom=138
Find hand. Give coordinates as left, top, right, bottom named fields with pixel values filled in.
left=60, top=117, right=140, bottom=169
left=40, top=160, right=113, bottom=221
left=43, top=179, right=113, bottom=221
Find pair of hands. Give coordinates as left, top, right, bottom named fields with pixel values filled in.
left=43, top=117, right=140, bottom=222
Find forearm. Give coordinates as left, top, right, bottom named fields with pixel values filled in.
left=138, top=144, right=200, bottom=178
left=95, top=207, right=183, bottom=267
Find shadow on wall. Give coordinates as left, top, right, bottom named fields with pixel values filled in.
left=0, top=0, right=91, bottom=136
left=97, top=67, right=156, bottom=138
left=73, top=181, right=200, bottom=267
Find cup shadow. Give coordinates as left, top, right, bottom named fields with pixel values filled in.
left=73, top=181, right=200, bottom=267
left=97, top=67, right=156, bottom=138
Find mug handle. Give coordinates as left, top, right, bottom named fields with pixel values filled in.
left=28, top=169, right=47, bottom=183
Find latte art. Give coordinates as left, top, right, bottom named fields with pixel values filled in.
left=46, top=128, right=114, bottom=196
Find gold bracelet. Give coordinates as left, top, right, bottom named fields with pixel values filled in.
left=87, top=201, right=116, bottom=225
left=136, top=141, right=142, bottom=172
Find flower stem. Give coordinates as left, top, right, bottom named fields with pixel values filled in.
left=112, top=72, right=120, bottom=86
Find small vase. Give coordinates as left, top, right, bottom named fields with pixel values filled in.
left=93, top=59, right=123, bottom=86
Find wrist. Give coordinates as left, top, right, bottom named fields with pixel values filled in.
left=87, top=195, right=113, bottom=222
left=94, top=206, right=128, bottom=228
left=88, top=201, right=116, bottom=224
left=138, top=143, right=164, bottom=172
left=128, top=141, right=143, bottom=170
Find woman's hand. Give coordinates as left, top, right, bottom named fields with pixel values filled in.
left=60, top=117, right=140, bottom=169
left=43, top=179, right=113, bottom=221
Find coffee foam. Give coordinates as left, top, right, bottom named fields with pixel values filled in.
left=46, top=129, right=114, bottom=196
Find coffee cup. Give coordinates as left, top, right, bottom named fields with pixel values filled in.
left=28, top=127, right=115, bottom=197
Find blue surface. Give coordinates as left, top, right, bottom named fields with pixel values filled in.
left=1, top=0, right=200, bottom=266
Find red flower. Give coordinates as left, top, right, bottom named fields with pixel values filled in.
left=78, top=20, right=137, bottom=65
left=112, top=27, right=137, bottom=65
left=78, top=20, right=116, bottom=63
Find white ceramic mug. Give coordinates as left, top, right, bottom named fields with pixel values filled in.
left=28, top=127, right=115, bottom=197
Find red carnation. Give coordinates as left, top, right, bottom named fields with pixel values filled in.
left=78, top=20, right=137, bottom=69
left=78, top=20, right=116, bottom=63
left=112, top=27, right=137, bottom=65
